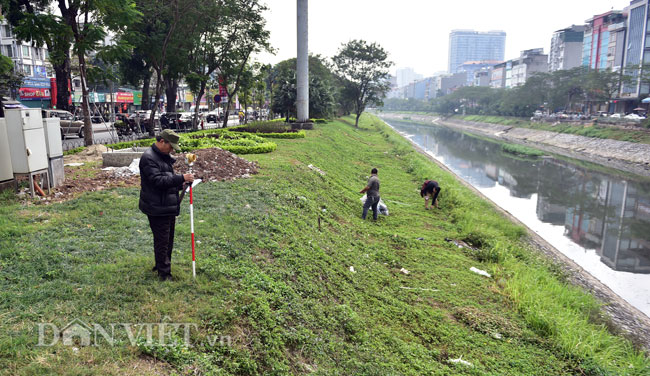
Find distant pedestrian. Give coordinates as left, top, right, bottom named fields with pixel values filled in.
left=421, top=180, right=441, bottom=210
left=139, top=129, right=194, bottom=281
left=360, top=168, right=380, bottom=220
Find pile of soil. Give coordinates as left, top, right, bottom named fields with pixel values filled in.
left=174, top=148, right=258, bottom=182
left=26, top=147, right=257, bottom=204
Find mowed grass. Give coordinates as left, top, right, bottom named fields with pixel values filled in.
left=0, top=114, right=648, bottom=375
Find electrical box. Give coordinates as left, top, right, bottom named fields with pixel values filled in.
left=0, top=118, right=14, bottom=182
left=43, top=118, right=63, bottom=158
left=5, top=109, right=48, bottom=174
left=42, top=118, right=65, bottom=187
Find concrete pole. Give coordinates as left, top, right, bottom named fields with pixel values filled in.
left=296, top=0, right=309, bottom=122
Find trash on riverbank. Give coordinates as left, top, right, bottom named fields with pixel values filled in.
left=308, top=164, right=326, bottom=176
left=447, top=356, right=473, bottom=367
left=360, top=194, right=389, bottom=215
left=400, top=268, right=410, bottom=275
left=349, top=266, right=356, bottom=273
left=470, top=267, right=491, bottom=278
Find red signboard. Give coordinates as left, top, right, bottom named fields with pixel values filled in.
left=19, top=87, right=50, bottom=100
left=115, top=92, right=134, bottom=103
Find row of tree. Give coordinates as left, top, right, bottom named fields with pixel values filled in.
left=383, top=66, right=646, bottom=117
left=2, top=0, right=271, bottom=145
left=2, top=1, right=394, bottom=145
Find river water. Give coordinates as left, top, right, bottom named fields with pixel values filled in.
left=386, top=118, right=650, bottom=317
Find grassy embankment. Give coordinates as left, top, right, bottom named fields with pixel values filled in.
left=458, top=114, right=650, bottom=145
left=380, top=110, right=650, bottom=144
left=0, top=114, right=648, bottom=375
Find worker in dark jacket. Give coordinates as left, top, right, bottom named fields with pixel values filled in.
left=139, top=129, right=193, bottom=281
left=421, top=180, right=441, bottom=210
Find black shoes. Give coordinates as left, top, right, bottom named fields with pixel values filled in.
left=159, top=274, right=173, bottom=282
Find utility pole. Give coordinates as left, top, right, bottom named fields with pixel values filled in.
left=296, top=0, right=309, bottom=124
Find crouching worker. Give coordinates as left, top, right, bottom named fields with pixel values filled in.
left=421, top=180, right=441, bottom=210
left=360, top=168, right=380, bottom=220
left=139, top=129, right=194, bottom=281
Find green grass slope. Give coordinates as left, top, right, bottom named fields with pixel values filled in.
left=0, top=114, right=647, bottom=375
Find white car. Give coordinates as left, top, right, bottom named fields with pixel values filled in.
left=624, top=113, right=645, bottom=120
left=610, top=113, right=622, bottom=118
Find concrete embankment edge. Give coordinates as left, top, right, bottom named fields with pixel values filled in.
left=378, top=116, right=650, bottom=352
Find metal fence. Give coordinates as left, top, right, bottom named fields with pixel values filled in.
left=62, top=133, right=146, bottom=151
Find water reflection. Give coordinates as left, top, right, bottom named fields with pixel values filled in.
left=390, top=120, right=650, bottom=275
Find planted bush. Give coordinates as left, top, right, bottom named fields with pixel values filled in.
left=107, top=130, right=277, bottom=154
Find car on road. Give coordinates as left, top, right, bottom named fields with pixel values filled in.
left=42, top=109, right=84, bottom=139
left=160, top=112, right=184, bottom=130
left=609, top=113, right=622, bottom=118
left=206, top=110, right=222, bottom=124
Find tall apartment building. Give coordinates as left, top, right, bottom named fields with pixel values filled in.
left=621, top=0, right=650, bottom=100
left=582, top=11, right=626, bottom=70
left=448, top=30, right=506, bottom=74
left=395, top=67, right=423, bottom=88
left=549, top=25, right=586, bottom=71
left=0, top=20, right=54, bottom=108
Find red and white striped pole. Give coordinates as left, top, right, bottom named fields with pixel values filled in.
left=187, top=153, right=197, bottom=279
left=190, top=180, right=196, bottom=278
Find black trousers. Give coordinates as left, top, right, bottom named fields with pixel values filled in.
left=362, top=195, right=380, bottom=220
left=148, top=215, right=176, bottom=277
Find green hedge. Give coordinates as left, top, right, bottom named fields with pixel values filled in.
left=107, top=130, right=277, bottom=154
left=231, top=130, right=305, bottom=139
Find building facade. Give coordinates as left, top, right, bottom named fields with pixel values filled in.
left=549, top=25, right=586, bottom=71
left=621, top=0, right=650, bottom=100
left=448, top=30, right=506, bottom=74
left=0, top=20, right=54, bottom=108
left=508, top=49, right=548, bottom=88
left=582, top=11, right=626, bottom=70
left=395, top=67, right=423, bottom=88
left=457, top=60, right=502, bottom=85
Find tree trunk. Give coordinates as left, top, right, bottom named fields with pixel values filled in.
left=78, top=52, right=93, bottom=146
left=355, top=111, right=361, bottom=127
left=149, top=69, right=163, bottom=137
left=141, top=70, right=151, bottom=110
left=193, top=80, right=207, bottom=131
left=165, top=77, right=178, bottom=113
left=53, top=58, right=72, bottom=112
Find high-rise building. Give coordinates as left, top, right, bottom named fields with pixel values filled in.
left=448, top=30, right=506, bottom=74
left=582, top=11, right=625, bottom=70
left=395, top=67, right=422, bottom=88
left=549, top=25, right=586, bottom=72
left=622, top=0, right=650, bottom=100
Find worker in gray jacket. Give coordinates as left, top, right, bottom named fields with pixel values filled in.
left=360, top=168, right=380, bottom=220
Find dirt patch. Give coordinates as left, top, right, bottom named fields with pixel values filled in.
left=64, top=144, right=109, bottom=164
left=24, top=147, right=258, bottom=204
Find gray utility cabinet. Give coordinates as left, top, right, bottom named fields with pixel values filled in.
left=0, top=118, right=13, bottom=182
left=43, top=118, right=65, bottom=187
left=5, top=109, right=48, bottom=174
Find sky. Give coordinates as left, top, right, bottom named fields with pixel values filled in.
left=257, top=0, right=632, bottom=77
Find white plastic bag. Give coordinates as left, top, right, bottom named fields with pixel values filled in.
left=360, top=194, right=389, bottom=216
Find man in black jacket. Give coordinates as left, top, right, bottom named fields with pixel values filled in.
left=139, top=129, right=193, bottom=281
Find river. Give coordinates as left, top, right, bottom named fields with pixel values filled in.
left=385, top=118, right=650, bottom=317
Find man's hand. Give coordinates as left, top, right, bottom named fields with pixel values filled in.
left=184, top=174, right=195, bottom=183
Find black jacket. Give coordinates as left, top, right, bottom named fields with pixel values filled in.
left=139, top=144, right=185, bottom=216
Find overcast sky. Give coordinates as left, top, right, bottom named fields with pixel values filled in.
left=257, top=0, right=631, bottom=77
